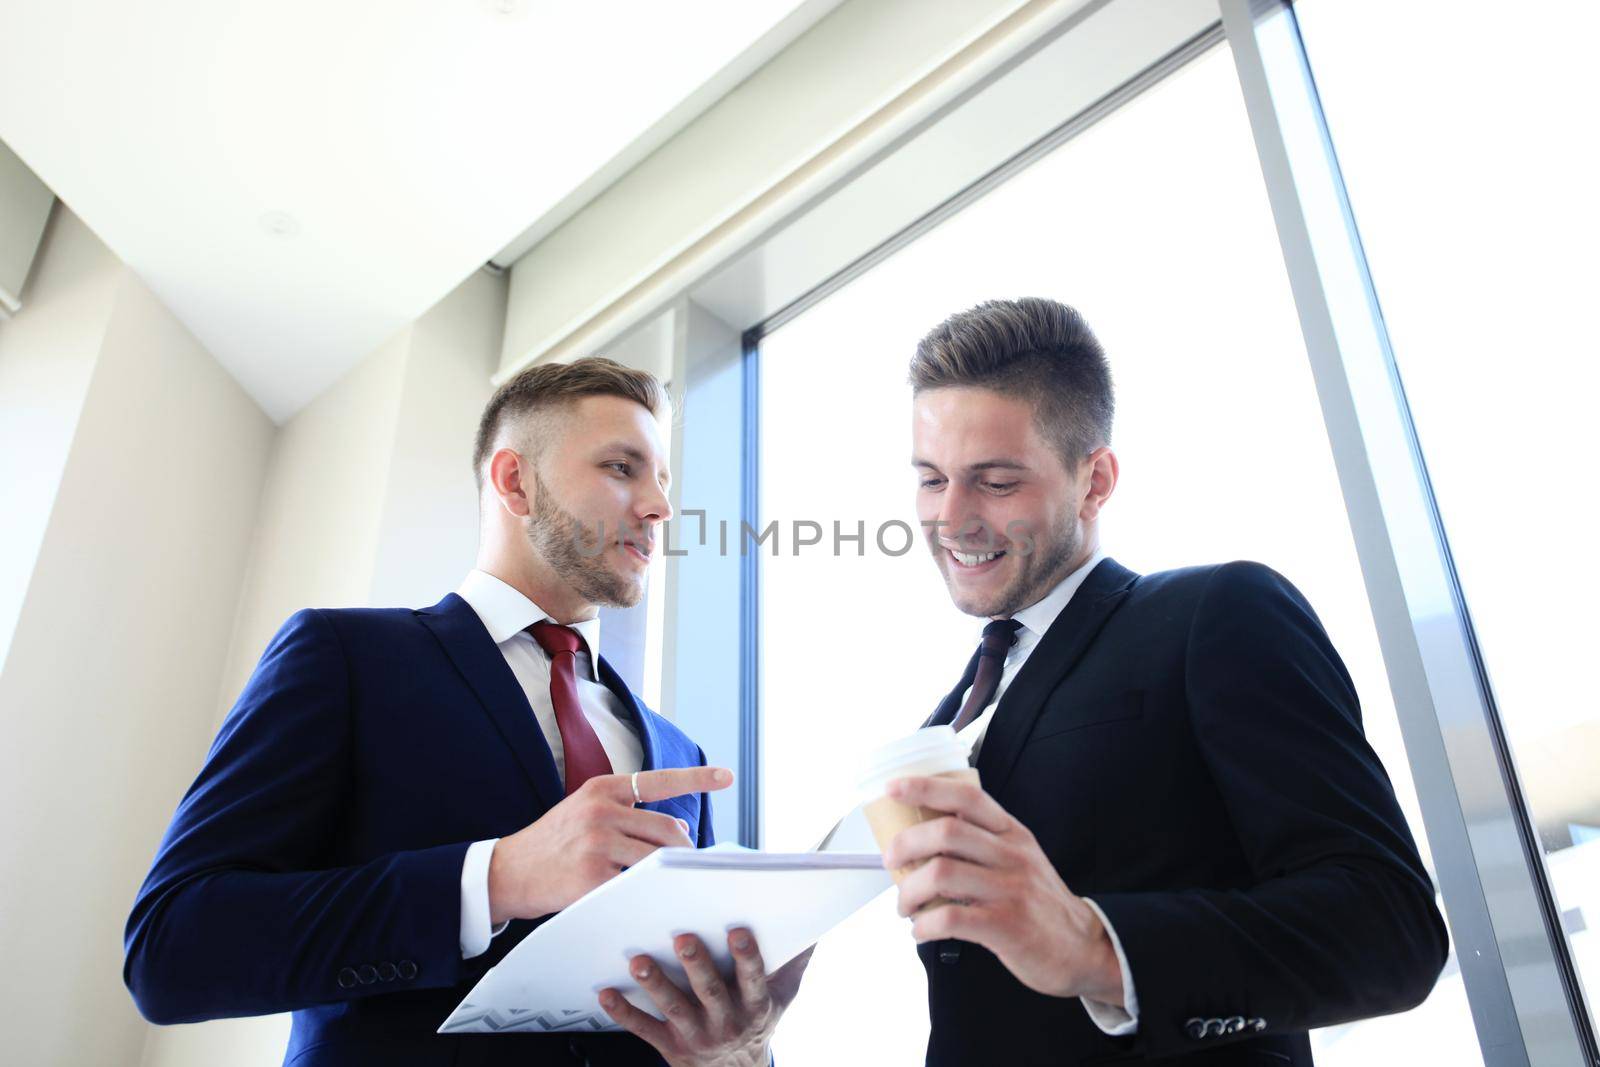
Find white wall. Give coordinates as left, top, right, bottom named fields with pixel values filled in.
left=0, top=206, right=125, bottom=670
left=0, top=195, right=507, bottom=1066
left=139, top=267, right=506, bottom=1067
left=368, top=268, right=505, bottom=610
left=133, top=335, right=410, bottom=1066
left=212, top=322, right=410, bottom=714
left=0, top=137, right=53, bottom=315
left=500, top=0, right=1038, bottom=374
left=0, top=205, right=277, bottom=1067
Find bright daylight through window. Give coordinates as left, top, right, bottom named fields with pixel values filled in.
left=1298, top=0, right=1600, bottom=1034
left=758, top=39, right=1479, bottom=1066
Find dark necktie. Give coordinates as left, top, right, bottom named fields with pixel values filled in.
left=933, top=619, right=1023, bottom=733
left=527, top=621, right=614, bottom=794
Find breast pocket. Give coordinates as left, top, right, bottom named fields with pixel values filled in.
left=1029, top=689, right=1145, bottom=742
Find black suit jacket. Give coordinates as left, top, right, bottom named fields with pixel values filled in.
left=918, top=558, right=1448, bottom=1066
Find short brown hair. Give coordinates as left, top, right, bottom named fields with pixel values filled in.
left=909, top=297, right=1114, bottom=466
left=473, top=356, right=668, bottom=488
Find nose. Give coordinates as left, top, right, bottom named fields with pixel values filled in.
left=936, top=484, right=985, bottom=548
left=636, top=478, right=673, bottom=528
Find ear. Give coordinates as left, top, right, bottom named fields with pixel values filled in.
left=487, top=447, right=534, bottom=518
left=1079, top=447, right=1119, bottom=522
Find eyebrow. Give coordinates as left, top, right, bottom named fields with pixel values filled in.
left=911, top=458, right=1030, bottom=473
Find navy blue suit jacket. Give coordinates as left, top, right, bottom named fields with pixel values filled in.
left=126, top=592, right=711, bottom=1066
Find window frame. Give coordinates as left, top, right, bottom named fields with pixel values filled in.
left=648, top=0, right=1599, bottom=1061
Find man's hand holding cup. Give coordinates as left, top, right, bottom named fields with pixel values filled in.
left=880, top=772, right=1124, bottom=1006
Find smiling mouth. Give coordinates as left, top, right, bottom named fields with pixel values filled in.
left=947, top=547, right=1006, bottom=569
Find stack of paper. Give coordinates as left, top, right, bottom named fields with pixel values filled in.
left=439, top=845, right=892, bottom=1034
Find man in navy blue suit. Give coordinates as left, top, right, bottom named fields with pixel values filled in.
left=126, top=358, right=799, bottom=1066
left=881, top=298, right=1448, bottom=1065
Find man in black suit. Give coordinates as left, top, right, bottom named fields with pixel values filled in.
left=883, top=298, right=1448, bottom=1065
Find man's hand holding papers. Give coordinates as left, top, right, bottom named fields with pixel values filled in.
left=439, top=831, right=883, bottom=1040
left=598, top=929, right=813, bottom=1067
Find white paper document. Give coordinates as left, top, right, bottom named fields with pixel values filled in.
left=439, top=845, right=892, bottom=1035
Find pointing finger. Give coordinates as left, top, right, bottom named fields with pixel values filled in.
left=624, top=766, right=733, bottom=805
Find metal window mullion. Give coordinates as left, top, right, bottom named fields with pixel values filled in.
left=1218, top=1, right=1592, bottom=1064
left=668, top=300, right=749, bottom=850
left=740, top=327, right=762, bottom=849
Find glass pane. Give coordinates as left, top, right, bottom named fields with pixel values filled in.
left=1298, top=0, right=1600, bottom=1036
left=758, top=40, right=1479, bottom=1066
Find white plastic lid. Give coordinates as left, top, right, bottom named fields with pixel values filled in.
left=857, top=726, right=970, bottom=800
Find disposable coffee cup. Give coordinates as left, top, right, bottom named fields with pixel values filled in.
left=859, top=726, right=980, bottom=889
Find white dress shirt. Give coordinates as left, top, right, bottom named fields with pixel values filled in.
left=453, top=569, right=645, bottom=958
left=951, top=547, right=1142, bottom=1035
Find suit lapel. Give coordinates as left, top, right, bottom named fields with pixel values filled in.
left=416, top=593, right=565, bottom=813
left=976, top=558, right=1140, bottom=796
left=596, top=656, right=662, bottom=773
left=597, top=657, right=694, bottom=820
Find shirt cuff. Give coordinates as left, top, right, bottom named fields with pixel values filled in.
left=460, top=838, right=509, bottom=959
left=1079, top=897, right=1140, bottom=1035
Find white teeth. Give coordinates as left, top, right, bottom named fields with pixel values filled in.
left=951, top=549, right=1001, bottom=567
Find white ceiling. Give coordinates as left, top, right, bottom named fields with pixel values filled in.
left=0, top=0, right=831, bottom=422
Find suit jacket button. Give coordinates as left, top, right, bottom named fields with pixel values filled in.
left=357, top=964, right=378, bottom=985
left=337, top=967, right=358, bottom=989
left=378, top=962, right=397, bottom=982
left=398, top=960, right=418, bottom=980
left=1185, top=1018, right=1207, bottom=1040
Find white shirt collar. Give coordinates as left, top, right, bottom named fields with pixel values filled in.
left=1001, top=546, right=1109, bottom=644
left=455, top=569, right=603, bottom=679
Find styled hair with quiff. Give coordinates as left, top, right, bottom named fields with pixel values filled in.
left=909, top=297, right=1114, bottom=467
left=472, top=356, right=668, bottom=489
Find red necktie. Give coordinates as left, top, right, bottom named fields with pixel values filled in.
left=527, top=621, right=614, bottom=794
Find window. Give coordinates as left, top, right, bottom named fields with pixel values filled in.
left=1298, top=0, right=1600, bottom=1033
left=756, top=40, right=1476, bottom=1065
